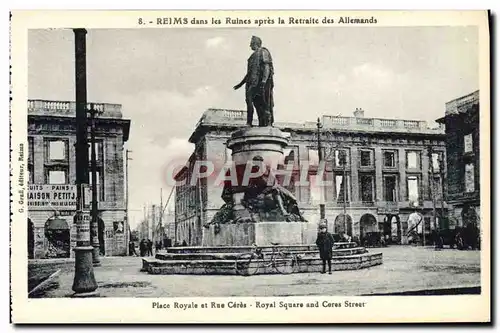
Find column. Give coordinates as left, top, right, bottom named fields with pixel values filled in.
left=374, top=147, right=383, bottom=201
left=421, top=148, right=429, bottom=201
left=350, top=148, right=359, bottom=203
left=104, top=139, right=116, bottom=203
left=68, top=136, right=76, bottom=184
left=33, top=136, right=44, bottom=183
left=297, top=144, right=310, bottom=204
left=398, top=148, right=407, bottom=201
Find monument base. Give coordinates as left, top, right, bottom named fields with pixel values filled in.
left=203, top=222, right=318, bottom=246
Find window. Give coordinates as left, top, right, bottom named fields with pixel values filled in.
left=28, top=137, right=34, bottom=184
left=308, top=148, right=319, bottom=166
left=48, top=170, right=67, bottom=184
left=335, top=175, right=350, bottom=203
left=334, top=150, right=348, bottom=168
left=431, top=153, right=440, bottom=172
left=384, top=175, right=398, bottom=202
left=89, top=170, right=105, bottom=201
left=281, top=147, right=298, bottom=195
left=433, top=176, right=443, bottom=200
left=383, top=151, right=396, bottom=168
left=360, top=174, right=375, bottom=203
left=309, top=174, right=322, bottom=204
left=360, top=150, right=373, bottom=167
left=88, top=141, right=104, bottom=161
left=48, top=140, right=67, bottom=160
left=464, top=133, right=473, bottom=153
left=44, top=139, right=69, bottom=185
left=27, top=168, right=33, bottom=184
left=283, top=148, right=297, bottom=165
left=465, top=163, right=475, bottom=192
left=406, top=151, right=421, bottom=169
left=407, top=176, right=419, bottom=202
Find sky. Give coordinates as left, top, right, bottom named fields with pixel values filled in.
left=28, top=27, right=479, bottom=228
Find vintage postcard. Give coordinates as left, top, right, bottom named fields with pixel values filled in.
left=10, top=10, right=490, bottom=323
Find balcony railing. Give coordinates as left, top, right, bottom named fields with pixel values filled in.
left=194, top=108, right=444, bottom=134
left=28, top=99, right=123, bottom=118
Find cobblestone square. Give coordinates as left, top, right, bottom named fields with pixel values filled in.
left=35, top=246, right=481, bottom=298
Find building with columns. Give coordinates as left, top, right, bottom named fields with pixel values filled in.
left=27, top=99, right=130, bottom=259
left=175, top=108, right=447, bottom=246
left=437, top=90, right=480, bottom=229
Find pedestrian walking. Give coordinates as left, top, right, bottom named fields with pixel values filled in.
left=129, top=241, right=137, bottom=256
left=147, top=239, right=153, bottom=256
left=316, top=221, right=334, bottom=274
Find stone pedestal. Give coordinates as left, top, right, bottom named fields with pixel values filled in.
left=226, top=127, right=289, bottom=221
left=203, top=126, right=314, bottom=247
left=227, top=126, right=289, bottom=166
left=203, top=222, right=317, bottom=246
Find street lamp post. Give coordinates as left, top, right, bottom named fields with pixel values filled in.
left=342, top=154, right=347, bottom=235
left=427, top=147, right=437, bottom=246
left=88, top=104, right=103, bottom=267
left=316, top=118, right=326, bottom=221
left=438, top=153, right=446, bottom=229
left=71, top=28, right=98, bottom=296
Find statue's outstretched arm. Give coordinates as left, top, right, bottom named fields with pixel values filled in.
left=234, top=74, right=247, bottom=90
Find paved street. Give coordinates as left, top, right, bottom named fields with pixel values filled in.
left=36, top=246, right=481, bottom=298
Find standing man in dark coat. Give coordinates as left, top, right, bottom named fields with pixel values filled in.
left=139, top=239, right=146, bottom=257
left=316, top=221, right=334, bottom=274
left=147, top=239, right=153, bottom=256
left=234, top=36, right=275, bottom=127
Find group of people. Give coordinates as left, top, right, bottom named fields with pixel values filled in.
left=128, top=239, right=171, bottom=257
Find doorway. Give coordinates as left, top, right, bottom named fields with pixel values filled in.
left=334, top=214, right=352, bottom=236
left=28, top=219, right=34, bottom=259
left=360, top=213, right=378, bottom=245
left=387, top=214, right=401, bottom=244
left=44, top=217, right=70, bottom=258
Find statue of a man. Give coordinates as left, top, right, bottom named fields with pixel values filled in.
left=234, top=36, right=274, bottom=127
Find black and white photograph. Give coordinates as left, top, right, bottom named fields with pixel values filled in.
left=10, top=10, right=490, bottom=323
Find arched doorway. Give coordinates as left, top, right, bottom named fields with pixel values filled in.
left=98, top=218, right=105, bottom=255
left=360, top=213, right=378, bottom=245
left=407, top=212, right=423, bottom=245
left=44, top=217, right=70, bottom=258
left=388, top=214, right=402, bottom=244
left=28, top=219, right=34, bottom=259
left=334, top=214, right=352, bottom=236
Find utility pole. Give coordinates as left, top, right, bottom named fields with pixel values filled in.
left=71, top=28, right=98, bottom=296
left=159, top=188, right=163, bottom=246
left=342, top=152, right=347, bottom=234
left=125, top=150, right=132, bottom=254
left=160, top=186, right=175, bottom=245
left=316, top=118, right=326, bottom=221
left=88, top=104, right=102, bottom=267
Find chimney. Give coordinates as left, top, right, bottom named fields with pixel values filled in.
left=353, top=108, right=365, bottom=118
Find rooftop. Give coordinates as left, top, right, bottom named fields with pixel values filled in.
left=190, top=108, right=444, bottom=142
left=445, top=90, right=479, bottom=116
left=28, top=99, right=124, bottom=119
